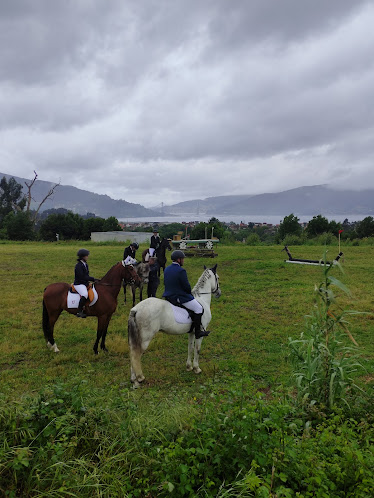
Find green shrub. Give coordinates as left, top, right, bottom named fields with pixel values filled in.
left=288, top=254, right=365, bottom=412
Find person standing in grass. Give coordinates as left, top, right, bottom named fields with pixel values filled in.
left=147, top=257, right=160, bottom=297
left=74, top=248, right=96, bottom=318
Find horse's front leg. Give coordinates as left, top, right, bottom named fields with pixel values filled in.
left=186, top=333, right=195, bottom=371
left=98, top=314, right=111, bottom=352
left=93, top=317, right=104, bottom=355
left=123, top=283, right=127, bottom=304
left=132, top=285, right=136, bottom=307
left=193, top=337, right=203, bottom=374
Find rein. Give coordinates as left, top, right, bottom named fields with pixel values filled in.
left=193, top=273, right=220, bottom=295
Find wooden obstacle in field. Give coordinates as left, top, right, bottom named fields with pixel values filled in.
left=282, top=246, right=343, bottom=266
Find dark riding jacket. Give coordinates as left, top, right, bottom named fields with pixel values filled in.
left=123, top=245, right=136, bottom=260
left=163, top=262, right=193, bottom=305
left=74, top=260, right=95, bottom=286
left=150, top=235, right=160, bottom=250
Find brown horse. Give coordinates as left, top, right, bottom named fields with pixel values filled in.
left=43, top=261, right=140, bottom=354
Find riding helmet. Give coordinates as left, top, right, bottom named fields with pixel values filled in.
left=171, top=250, right=186, bottom=261
left=77, top=248, right=90, bottom=258
left=131, top=242, right=139, bottom=249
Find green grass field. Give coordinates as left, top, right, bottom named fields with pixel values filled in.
left=1, top=241, right=373, bottom=397
left=1, top=242, right=373, bottom=496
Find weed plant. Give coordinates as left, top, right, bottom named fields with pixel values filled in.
left=289, top=254, right=366, bottom=413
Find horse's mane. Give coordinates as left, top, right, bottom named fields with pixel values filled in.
left=192, top=268, right=211, bottom=295
left=98, top=262, right=121, bottom=282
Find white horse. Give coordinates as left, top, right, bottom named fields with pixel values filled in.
left=128, top=264, right=221, bottom=387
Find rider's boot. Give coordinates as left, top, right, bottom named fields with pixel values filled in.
left=76, top=296, right=87, bottom=318
left=193, top=312, right=211, bottom=339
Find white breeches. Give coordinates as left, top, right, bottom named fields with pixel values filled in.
left=74, top=284, right=88, bottom=298
left=149, top=248, right=156, bottom=257
left=124, top=256, right=137, bottom=265
left=183, top=299, right=203, bottom=314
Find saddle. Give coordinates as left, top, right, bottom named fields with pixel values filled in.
left=70, top=284, right=95, bottom=303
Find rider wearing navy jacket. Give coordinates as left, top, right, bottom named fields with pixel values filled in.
left=74, top=248, right=96, bottom=318
left=163, top=250, right=210, bottom=339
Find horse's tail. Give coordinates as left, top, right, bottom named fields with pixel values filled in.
left=128, top=308, right=142, bottom=352
left=42, top=298, right=53, bottom=344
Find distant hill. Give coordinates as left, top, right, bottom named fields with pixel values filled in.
left=0, top=172, right=162, bottom=218
left=161, top=185, right=374, bottom=216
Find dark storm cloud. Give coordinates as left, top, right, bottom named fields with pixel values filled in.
left=1, top=0, right=374, bottom=206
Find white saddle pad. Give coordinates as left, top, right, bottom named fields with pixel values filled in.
left=169, top=303, right=192, bottom=324
left=67, top=286, right=99, bottom=308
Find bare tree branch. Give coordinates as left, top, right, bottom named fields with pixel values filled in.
left=24, top=171, right=60, bottom=223
left=25, top=170, right=38, bottom=212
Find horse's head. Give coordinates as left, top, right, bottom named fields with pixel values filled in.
left=122, top=262, right=141, bottom=285
left=137, top=262, right=150, bottom=284
left=205, top=264, right=221, bottom=298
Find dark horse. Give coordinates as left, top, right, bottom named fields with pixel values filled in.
left=43, top=262, right=139, bottom=354
left=123, top=262, right=150, bottom=307
left=142, top=237, right=172, bottom=276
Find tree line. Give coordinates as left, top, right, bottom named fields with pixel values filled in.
left=2, top=175, right=374, bottom=243
left=0, top=175, right=121, bottom=241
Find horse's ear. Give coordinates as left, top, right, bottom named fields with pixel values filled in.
left=211, top=264, right=217, bottom=273
left=204, top=265, right=207, bottom=270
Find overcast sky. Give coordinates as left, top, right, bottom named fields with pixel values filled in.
left=1, top=1, right=373, bottom=207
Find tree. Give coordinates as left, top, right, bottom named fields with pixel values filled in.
left=103, top=216, right=122, bottom=232
left=3, top=211, right=35, bottom=240
left=356, top=216, right=374, bottom=238
left=0, top=176, right=26, bottom=226
left=39, top=212, right=84, bottom=241
left=306, top=215, right=330, bottom=237
left=24, top=171, right=60, bottom=224
left=278, top=214, right=302, bottom=241
left=327, top=220, right=342, bottom=237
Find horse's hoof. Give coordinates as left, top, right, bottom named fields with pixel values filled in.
left=101, top=347, right=109, bottom=353
left=47, top=342, right=60, bottom=353
left=186, top=364, right=193, bottom=371
left=193, top=367, right=202, bottom=374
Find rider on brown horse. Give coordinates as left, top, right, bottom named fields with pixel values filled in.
left=74, top=248, right=96, bottom=318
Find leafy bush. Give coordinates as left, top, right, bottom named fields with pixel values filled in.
left=282, top=234, right=305, bottom=246
left=246, top=233, right=261, bottom=245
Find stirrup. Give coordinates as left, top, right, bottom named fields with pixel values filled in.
left=195, top=329, right=211, bottom=339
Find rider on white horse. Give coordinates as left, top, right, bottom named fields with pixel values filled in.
left=162, top=250, right=210, bottom=339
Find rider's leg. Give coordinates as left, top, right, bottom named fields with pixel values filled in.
left=183, top=299, right=211, bottom=339
left=75, top=285, right=88, bottom=318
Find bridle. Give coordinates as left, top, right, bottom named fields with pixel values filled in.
left=195, top=272, right=220, bottom=295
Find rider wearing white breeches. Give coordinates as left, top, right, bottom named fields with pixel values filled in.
left=162, top=250, right=210, bottom=339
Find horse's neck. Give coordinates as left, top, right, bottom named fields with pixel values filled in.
left=100, top=264, right=123, bottom=294
left=192, top=270, right=213, bottom=306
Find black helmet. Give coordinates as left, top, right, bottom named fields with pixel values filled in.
left=131, top=242, right=139, bottom=250
left=152, top=227, right=158, bottom=233
left=171, top=250, right=186, bottom=261
left=77, top=248, right=90, bottom=258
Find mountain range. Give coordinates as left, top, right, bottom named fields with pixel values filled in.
left=2, top=172, right=374, bottom=218
left=161, top=185, right=374, bottom=216
left=0, top=172, right=161, bottom=218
